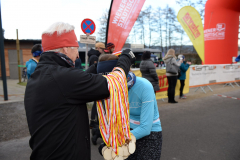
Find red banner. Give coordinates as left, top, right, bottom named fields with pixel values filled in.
left=107, top=0, right=146, bottom=52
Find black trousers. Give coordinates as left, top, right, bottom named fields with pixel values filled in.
left=126, top=131, right=162, bottom=160
left=167, top=76, right=178, bottom=102
left=91, top=101, right=97, bottom=120
left=180, top=80, right=185, bottom=97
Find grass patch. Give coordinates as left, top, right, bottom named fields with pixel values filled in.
left=18, top=82, right=27, bottom=86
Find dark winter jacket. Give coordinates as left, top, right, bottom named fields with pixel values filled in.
left=24, top=51, right=131, bottom=160
left=88, top=48, right=101, bottom=58
left=178, top=61, right=190, bottom=80
left=75, top=57, right=83, bottom=69
left=89, top=55, right=99, bottom=66
left=140, top=59, right=160, bottom=92
left=235, top=55, right=240, bottom=62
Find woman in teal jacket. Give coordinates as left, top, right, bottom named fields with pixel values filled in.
left=126, top=72, right=162, bottom=160
left=97, top=55, right=162, bottom=159
left=178, top=55, right=191, bottom=99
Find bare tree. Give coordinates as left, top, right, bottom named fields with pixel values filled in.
left=154, top=7, right=164, bottom=52
left=97, top=10, right=108, bottom=43
left=163, top=5, right=169, bottom=53
left=175, top=0, right=207, bottom=20
left=144, top=5, right=155, bottom=48
left=136, top=11, right=145, bottom=46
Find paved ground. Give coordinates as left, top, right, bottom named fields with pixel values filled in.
left=0, top=80, right=240, bottom=160
left=0, top=80, right=26, bottom=103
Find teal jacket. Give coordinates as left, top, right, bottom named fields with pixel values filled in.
left=178, top=62, right=190, bottom=80
left=26, top=59, right=38, bottom=79
left=129, top=77, right=162, bottom=140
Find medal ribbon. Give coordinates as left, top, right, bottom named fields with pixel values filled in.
left=96, top=67, right=131, bottom=155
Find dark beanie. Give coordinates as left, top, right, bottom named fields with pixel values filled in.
left=106, top=43, right=115, bottom=50
left=97, top=60, right=118, bottom=75
left=31, top=44, right=42, bottom=53
left=142, top=51, right=151, bottom=60
left=31, top=44, right=42, bottom=57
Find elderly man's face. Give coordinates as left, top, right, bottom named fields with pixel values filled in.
left=63, top=47, right=79, bottom=63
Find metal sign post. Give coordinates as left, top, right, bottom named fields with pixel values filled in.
left=85, top=34, right=89, bottom=69
left=80, top=18, right=96, bottom=70
left=0, top=4, right=8, bottom=100
left=80, top=34, right=96, bottom=69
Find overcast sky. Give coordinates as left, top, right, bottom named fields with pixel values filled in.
left=1, top=0, right=180, bottom=40
left=1, top=0, right=239, bottom=46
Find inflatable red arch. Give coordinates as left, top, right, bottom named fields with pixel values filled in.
left=204, top=0, right=240, bottom=64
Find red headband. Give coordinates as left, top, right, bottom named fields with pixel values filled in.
left=42, top=30, right=79, bottom=51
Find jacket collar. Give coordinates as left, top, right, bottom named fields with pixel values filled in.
left=38, top=52, right=72, bottom=68
left=163, top=55, right=175, bottom=61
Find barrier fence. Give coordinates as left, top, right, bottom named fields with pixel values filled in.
left=132, top=69, right=190, bottom=100
left=132, top=64, right=240, bottom=100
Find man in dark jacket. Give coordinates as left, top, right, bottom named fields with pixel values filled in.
left=140, top=51, right=160, bottom=92
left=24, top=22, right=135, bottom=160
left=88, top=48, right=100, bottom=67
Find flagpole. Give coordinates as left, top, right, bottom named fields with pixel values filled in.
left=105, top=0, right=114, bottom=46
left=0, top=0, right=8, bottom=100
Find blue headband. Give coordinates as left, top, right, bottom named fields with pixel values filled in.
left=127, top=72, right=136, bottom=90
left=32, top=50, right=43, bottom=57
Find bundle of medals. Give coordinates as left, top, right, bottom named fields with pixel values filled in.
left=96, top=67, right=136, bottom=160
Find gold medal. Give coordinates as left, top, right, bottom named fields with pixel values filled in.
left=112, top=146, right=124, bottom=158
left=103, top=147, right=113, bottom=160
left=102, top=146, right=108, bottom=156
left=128, top=141, right=136, bottom=154
left=130, top=133, right=136, bottom=143
left=122, top=145, right=130, bottom=157
left=114, top=155, right=124, bottom=160
left=118, top=146, right=124, bottom=157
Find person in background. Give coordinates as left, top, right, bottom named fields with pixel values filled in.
left=95, top=42, right=106, bottom=56
left=24, top=22, right=135, bottom=160
left=104, top=42, right=115, bottom=54
left=235, top=55, right=240, bottom=62
left=26, top=44, right=42, bottom=79
left=140, top=51, right=160, bottom=93
left=87, top=42, right=106, bottom=67
left=159, top=61, right=166, bottom=68
left=178, top=55, right=191, bottom=99
left=163, top=49, right=182, bottom=103
left=88, top=48, right=100, bottom=67
left=75, top=57, right=83, bottom=69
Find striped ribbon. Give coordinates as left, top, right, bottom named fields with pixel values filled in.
left=96, top=67, right=131, bottom=155
left=112, top=51, right=122, bottom=56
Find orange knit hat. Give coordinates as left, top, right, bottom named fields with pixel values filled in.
left=42, top=30, right=79, bottom=51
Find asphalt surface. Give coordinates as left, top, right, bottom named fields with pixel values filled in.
left=160, top=89, right=240, bottom=160
left=0, top=89, right=240, bottom=160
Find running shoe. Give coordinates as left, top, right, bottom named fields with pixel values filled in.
left=179, top=95, right=187, bottom=99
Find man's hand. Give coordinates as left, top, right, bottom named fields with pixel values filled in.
left=121, top=49, right=136, bottom=64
